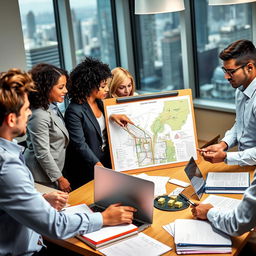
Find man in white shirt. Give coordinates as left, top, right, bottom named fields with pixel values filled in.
left=199, top=40, right=256, bottom=166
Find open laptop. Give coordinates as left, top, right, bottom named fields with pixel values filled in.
left=184, top=157, right=205, bottom=200
left=90, top=166, right=155, bottom=231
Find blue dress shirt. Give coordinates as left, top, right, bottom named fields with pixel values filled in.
left=0, top=138, right=103, bottom=256
left=207, top=169, right=256, bottom=236
left=223, top=77, right=256, bottom=165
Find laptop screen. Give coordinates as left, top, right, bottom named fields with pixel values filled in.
left=94, top=166, right=154, bottom=224
left=184, top=157, right=205, bottom=200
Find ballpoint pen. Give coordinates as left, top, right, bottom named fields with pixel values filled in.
left=179, top=193, right=198, bottom=207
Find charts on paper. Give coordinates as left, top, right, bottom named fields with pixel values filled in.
left=106, top=95, right=197, bottom=171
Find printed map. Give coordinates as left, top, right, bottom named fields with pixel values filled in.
left=106, top=95, right=197, bottom=171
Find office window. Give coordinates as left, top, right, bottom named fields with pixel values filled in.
left=132, top=12, right=184, bottom=92
left=69, top=0, right=118, bottom=68
left=194, top=0, right=253, bottom=103
left=18, top=0, right=61, bottom=70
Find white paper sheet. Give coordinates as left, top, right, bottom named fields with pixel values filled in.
left=99, top=233, right=172, bottom=256
left=174, top=219, right=231, bottom=246
left=206, top=172, right=249, bottom=188
left=202, top=194, right=241, bottom=212
left=133, top=173, right=169, bottom=197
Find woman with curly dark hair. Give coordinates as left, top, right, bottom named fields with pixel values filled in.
left=24, top=63, right=71, bottom=192
left=64, top=57, right=132, bottom=189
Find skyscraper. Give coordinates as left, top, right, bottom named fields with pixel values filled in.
left=96, top=0, right=116, bottom=68
left=161, top=29, right=183, bottom=89
left=26, top=11, right=36, bottom=39
left=72, top=9, right=83, bottom=51
left=194, top=0, right=208, bottom=50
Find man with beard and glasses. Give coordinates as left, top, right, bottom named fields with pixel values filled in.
left=0, top=69, right=136, bottom=256
left=199, top=40, right=256, bottom=166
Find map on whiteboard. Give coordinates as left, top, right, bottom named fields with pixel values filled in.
left=106, top=95, right=197, bottom=172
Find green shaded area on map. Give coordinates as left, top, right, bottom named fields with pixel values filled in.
left=151, top=99, right=190, bottom=134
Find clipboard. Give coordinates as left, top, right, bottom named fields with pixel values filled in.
left=104, top=89, right=199, bottom=174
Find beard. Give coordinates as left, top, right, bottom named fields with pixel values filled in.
left=12, top=127, right=26, bottom=138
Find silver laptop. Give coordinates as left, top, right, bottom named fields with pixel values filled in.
left=90, top=166, right=154, bottom=231
left=184, top=157, right=205, bottom=200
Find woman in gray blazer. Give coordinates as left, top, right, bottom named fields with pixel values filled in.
left=24, top=64, right=71, bottom=192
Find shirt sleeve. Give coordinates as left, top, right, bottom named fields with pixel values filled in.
left=226, top=148, right=256, bottom=165
left=222, top=122, right=238, bottom=150
left=0, top=157, right=103, bottom=240
left=207, top=172, right=256, bottom=236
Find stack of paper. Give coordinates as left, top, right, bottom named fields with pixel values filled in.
left=205, top=172, right=249, bottom=194
left=163, top=194, right=241, bottom=238
left=133, top=173, right=169, bottom=196
left=77, top=224, right=138, bottom=249
left=174, top=219, right=232, bottom=254
left=99, top=233, right=172, bottom=256
left=62, top=204, right=138, bottom=250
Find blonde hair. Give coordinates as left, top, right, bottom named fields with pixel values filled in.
left=108, top=67, right=135, bottom=98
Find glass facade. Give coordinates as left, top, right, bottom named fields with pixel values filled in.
left=18, top=0, right=61, bottom=70
left=69, top=0, right=117, bottom=68
left=194, top=0, right=253, bottom=103
left=133, top=12, right=183, bottom=92
left=17, top=0, right=255, bottom=106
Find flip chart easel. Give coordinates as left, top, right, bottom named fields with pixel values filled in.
left=104, top=89, right=199, bottom=174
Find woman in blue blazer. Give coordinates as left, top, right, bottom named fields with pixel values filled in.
left=24, top=64, right=71, bottom=192
left=64, top=57, right=131, bottom=189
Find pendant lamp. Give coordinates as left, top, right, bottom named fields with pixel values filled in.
left=135, top=0, right=185, bottom=14
left=209, top=0, right=256, bottom=5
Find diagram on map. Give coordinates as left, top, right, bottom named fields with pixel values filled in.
left=106, top=94, right=197, bottom=172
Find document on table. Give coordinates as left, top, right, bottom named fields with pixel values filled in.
left=163, top=222, right=175, bottom=237
left=61, top=203, right=92, bottom=214
left=202, top=195, right=241, bottom=211
left=133, top=173, right=169, bottom=197
left=99, top=232, right=172, bottom=256
left=206, top=172, right=249, bottom=188
left=174, top=219, right=231, bottom=246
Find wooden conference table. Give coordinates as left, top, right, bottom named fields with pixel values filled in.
left=46, top=159, right=255, bottom=256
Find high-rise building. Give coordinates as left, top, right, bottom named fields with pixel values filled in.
left=194, top=0, right=208, bottom=50
left=25, top=43, right=60, bottom=70
left=72, top=9, right=83, bottom=51
left=139, top=15, right=156, bottom=78
left=219, top=24, right=251, bottom=50
left=26, top=11, right=36, bottom=39
left=161, top=29, right=183, bottom=89
left=97, top=0, right=116, bottom=68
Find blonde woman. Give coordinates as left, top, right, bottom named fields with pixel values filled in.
left=108, top=67, right=137, bottom=97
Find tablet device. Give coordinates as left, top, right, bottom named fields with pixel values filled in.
left=184, top=157, right=205, bottom=200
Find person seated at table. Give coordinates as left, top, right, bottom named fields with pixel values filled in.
left=191, top=170, right=256, bottom=237
left=64, top=57, right=133, bottom=189
left=199, top=40, right=256, bottom=166
left=24, top=63, right=71, bottom=192
left=0, top=68, right=136, bottom=256
left=108, top=67, right=138, bottom=97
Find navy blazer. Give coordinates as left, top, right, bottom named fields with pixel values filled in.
left=64, top=99, right=111, bottom=189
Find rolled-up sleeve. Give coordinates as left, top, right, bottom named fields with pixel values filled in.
left=0, top=158, right=103, bottom=240
left=207, top=172, right=256, bottom=236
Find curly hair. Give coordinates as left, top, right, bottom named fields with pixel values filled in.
left=0, top=68, right=34, bottom=125
left=219, top=40, right=256, bottom=66
left=68, top=57, right=112, bottom=104
left=29, top=63, right=68, bottom=110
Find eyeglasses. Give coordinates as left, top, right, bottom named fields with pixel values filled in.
left=221, top=63, right=247, bottom=77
